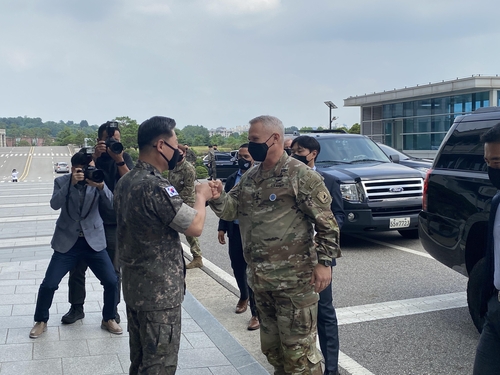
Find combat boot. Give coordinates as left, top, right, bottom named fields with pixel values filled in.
left=61, top=304, right=84, bottom=324
left=186, top=256, right=203, bottom=269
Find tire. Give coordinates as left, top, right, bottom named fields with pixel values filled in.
left=467, top=257, right=487, bottom=333
left=398, top=229, right=419, bottom=239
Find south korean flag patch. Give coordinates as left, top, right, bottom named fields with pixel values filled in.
left=165, top=185, right=179, bottom=197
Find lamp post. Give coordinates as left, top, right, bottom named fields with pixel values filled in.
left=324, top=101, right=337, bottom=130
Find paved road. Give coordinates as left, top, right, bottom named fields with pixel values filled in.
left=0, top=146, right=481, bottom=375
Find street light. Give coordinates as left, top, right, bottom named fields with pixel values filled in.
left=324, top=101, right=337, bottom=130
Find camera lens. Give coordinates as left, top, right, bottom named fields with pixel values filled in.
left=109, top=141, right=123, bottom=154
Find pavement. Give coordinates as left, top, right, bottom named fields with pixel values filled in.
left=0, top=252, right=269, bottom=375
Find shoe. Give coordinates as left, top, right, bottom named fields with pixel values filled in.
left=247, top=316, right=260, bottom=330
left=235, top=298, right=248, bottom=314
left=101, top=319, right=123, bottom=335
left=324, top=370, right=340, bottom=375
left=29, top=322, right=47, bottom=338
left=61, top=305, right=85, bottom=324
left=115, top=310, right=121, bottom=324
left=186, top=256, right=203, bottom=269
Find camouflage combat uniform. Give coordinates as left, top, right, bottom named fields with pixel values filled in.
left=207, top=148, right=216, bottom=180
left=209, top=152, right=341, bottom=375
left=114, top=160, right=197, bottom=375
left=185, top=148, right=197, bottom=165
left=168, top=158, right=202, bottom=258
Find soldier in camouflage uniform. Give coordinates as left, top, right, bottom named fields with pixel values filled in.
left=184, top=144, right=197, bottom=165
left=208, top=115, right=341, bottom=375
left=114, top=116, right=212, bottom=375
left=168, top=145, right=204, bottom=269
left=207, top=144, right=216, bottom=180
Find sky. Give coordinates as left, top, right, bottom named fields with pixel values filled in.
left=1, top=0, right=500, bottom=130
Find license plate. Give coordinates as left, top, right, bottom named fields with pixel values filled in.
left=389, top=217, right=410, bottom=229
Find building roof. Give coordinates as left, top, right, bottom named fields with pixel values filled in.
left=344, top=75, right=500, bottom=107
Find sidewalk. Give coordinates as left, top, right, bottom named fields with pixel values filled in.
left=0, top=257, right=269, bottom=375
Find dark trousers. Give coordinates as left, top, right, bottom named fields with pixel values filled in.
left=34, top=237, right=118, bottom=322
left=127, top=305, right=182, bottom=375
left=228, top=223, right=257, bottom=317
left=318, top=281, right=339, bottom=373
left=473, top=292, right=500, bottom=374
left=68, top=225, right=121, bottom=308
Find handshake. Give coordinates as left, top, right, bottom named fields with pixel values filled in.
left=195, top=180, right=224, bottom=201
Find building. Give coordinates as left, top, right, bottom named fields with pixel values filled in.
left=0, top=129, right=5, bottom=147
left=344, top=75, right=500, bottom=158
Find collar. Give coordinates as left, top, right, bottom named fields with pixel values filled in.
left=136, top=160, right=162, bottom=176
left=256, top=151, right=289, bottom=180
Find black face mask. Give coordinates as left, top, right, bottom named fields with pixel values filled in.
left=238, top=158, right=251, bottom=171
left=488, top=167, right=500, bottom=189
left=158, top=140, right=180, bottom=170
left=292, top=152, right=311, bottom=165
left=248, top=134, right=274, bottom=162
left=284, top=148, right=292, bottom=156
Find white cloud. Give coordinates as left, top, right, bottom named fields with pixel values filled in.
left=204, top=0, right=280, bottom=15
left=134, top=0, right=172, bottom=15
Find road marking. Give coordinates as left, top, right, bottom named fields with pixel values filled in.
left=0, top=194, right=52, bottom=198
left=349, top=234, right=433, bottom=259
left=0, top=214, right=59, bottom=223
left=0, top=202, right=48, bottom=208
left=0, top=236, right=52, bottom=249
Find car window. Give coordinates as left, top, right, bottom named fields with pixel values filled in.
left=216, top=154, right=232, bottom=161
left=377, top=144, right=410, bottom=160
left=317, top=136, right=390, bottom=163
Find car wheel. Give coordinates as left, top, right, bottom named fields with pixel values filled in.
left=467, top=257, right=487, bottom=333
left=397, top=229, right=419, bottom=239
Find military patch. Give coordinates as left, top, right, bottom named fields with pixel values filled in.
left=165, top=186, right=179, bottom=197
left=269, top=193, right=277, bottom=201
left=316, top=191, right=329, bottom=204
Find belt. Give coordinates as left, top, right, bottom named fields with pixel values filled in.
left=78, top=231, right=85, bottom=238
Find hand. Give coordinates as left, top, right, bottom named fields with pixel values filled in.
left=107, top=146, right=125, bottom=163
left=93, top=141, right=107, bottom=160
left=71, top=170, right=85, bottom=185
left=310, top=263, right=332, bottom=293
left=218, top=230, right=226, bottom=245
left=208, top=180, right=223, bottom=200
left=195, top=182, right=212, bottom=201
left=86, top=179, right=104, bottom=190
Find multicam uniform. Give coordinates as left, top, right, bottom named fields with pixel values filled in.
left=168, top=158, right=202, bottom=258
left=207, top=148, right=216, bottom=179
left=210, top=152, right=341, bottom=375
left=114, top=160, right=197, bottom=375
left=185, top=148, right=197, bottom=165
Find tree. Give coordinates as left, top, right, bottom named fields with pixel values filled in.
left=285, top=126, right=299, bottom=133
left=79, top=120, right=89, bottom=128
left=349, top=123, right=360, bottom=134
left=181, top=125, right=210, bottom=146
left=114, top=116, right=139, bottom=149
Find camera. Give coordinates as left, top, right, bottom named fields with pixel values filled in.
left=105, top=121, right=124, bottom=154
left=78, top=148, right=105, bottom=184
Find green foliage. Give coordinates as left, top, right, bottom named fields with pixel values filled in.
left=209, top=134, right=225, bottom=147
left=196, top=165, right=209, bottom=179
left=18, top=140, right=30, bottom=146
left=114, top=116, right=139, bottom=149
left=126, top=147, right=139, bottom=162
left=182, top=125, right=210, bottom=146
left=285, top=126, right=299, bottom=133
left=349, top=123, right=360, bottom=134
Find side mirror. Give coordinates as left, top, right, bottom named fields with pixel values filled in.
left=390, top=154, right=400, bottom=163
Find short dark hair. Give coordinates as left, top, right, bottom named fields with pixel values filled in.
left=480, top=122, right=500, bottom=144
left=208, top=144, right=213, bottom=148
left=71, top=151, right=88, bottom=166
left=138, top=116, right=176, bottom=151
left=290, top=135, right=321, bottom=160
left=239, top=143, right=249, bottom=149
left=97, top=121, right=120, bottom=140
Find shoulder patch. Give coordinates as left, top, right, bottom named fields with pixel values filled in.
left=165, top=186, right=179, bottom=197
left=317, top=190, right=329, bottom=204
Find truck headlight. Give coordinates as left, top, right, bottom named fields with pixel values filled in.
left=340, top=183, right=362, bottom=202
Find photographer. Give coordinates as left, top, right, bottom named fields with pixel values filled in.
left=61, top=121, right=133, bottom=325
left=29, top=151, right=121, bottom=338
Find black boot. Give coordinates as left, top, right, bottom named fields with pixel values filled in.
left=115, top=310, right=121, bottom=324
left=61, top=305, right=85, bottom=324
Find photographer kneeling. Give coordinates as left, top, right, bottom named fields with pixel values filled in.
left=30, top=151, right=121, bottom=338
left=62, top=121, right=133, bottom=325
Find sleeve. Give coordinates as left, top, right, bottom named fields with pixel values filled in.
left=98, top=183, right=114, bottom=211
left=297, top=171, right=341, bottom=262
left=184, top=166, right=196, bottom=198
left=329, top=177, right=345, bottom=230
left=123, top=152, right=134, bottom=170
left=149, top=182, right=197, bottom=234
left=50, top=176, right=72, bottom=210
left=208, top=179, right=241, bottom=222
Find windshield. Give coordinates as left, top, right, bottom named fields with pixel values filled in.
left=316, top=136, right=390, bottom=164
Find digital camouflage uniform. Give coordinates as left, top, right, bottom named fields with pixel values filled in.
left=207, top=148, right=216, bottom=179
left=185, top=148, right=197, bottom=165
left=209, top=152, right=341, bottom=375
left=168, top=159, right=202, bottom=258
left=114, top=160, right=197, bottom=375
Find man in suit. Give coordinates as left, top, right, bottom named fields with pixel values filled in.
left=29, top=151, right=121, bottom=339
left=473, top=124, right=500, bottom=374
left=291, top=135, right=344, bottom=375
left=62, top=123, right=134, bottom=325
left=217, top=143, right=260, bottom=330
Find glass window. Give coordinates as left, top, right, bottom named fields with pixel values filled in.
left=403, top=118, right=414, bottom=133
left=403, top=101, right=414, bottom=117
left=416, top=99, right=432, bottom=116
left=403, top=134, right=431, bottom=150
left=383, top=105, right=392, bottom=119
left=417, top=117, right=431, bottom=133
left=473, top=91, right=489, bottom=110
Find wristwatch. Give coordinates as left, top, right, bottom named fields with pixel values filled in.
left=318, top=259, right=332, bottom=267
left=116, top=161, right=125, bottom=167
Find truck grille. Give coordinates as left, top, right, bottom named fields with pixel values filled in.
left=371, top=205, right=422, bottom=218
left=362, top=178, right=423, bottom=201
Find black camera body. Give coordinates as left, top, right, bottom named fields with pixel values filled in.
left=78, top=148, right=105, bottom=184
left=105, top=121, right=124, bottom=154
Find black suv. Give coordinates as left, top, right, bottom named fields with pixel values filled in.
left=203, top=151, right=239, bottom=180
left=310, top=133, right=424, bottom=238
left=418, top=107, right=500, bottom=331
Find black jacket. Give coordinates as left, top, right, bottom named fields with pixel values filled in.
left=480, top=192, right=500, bottom=316
left=217, top=171, right=239, bottom=236
left=318, top=170, right=345, bottom=230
